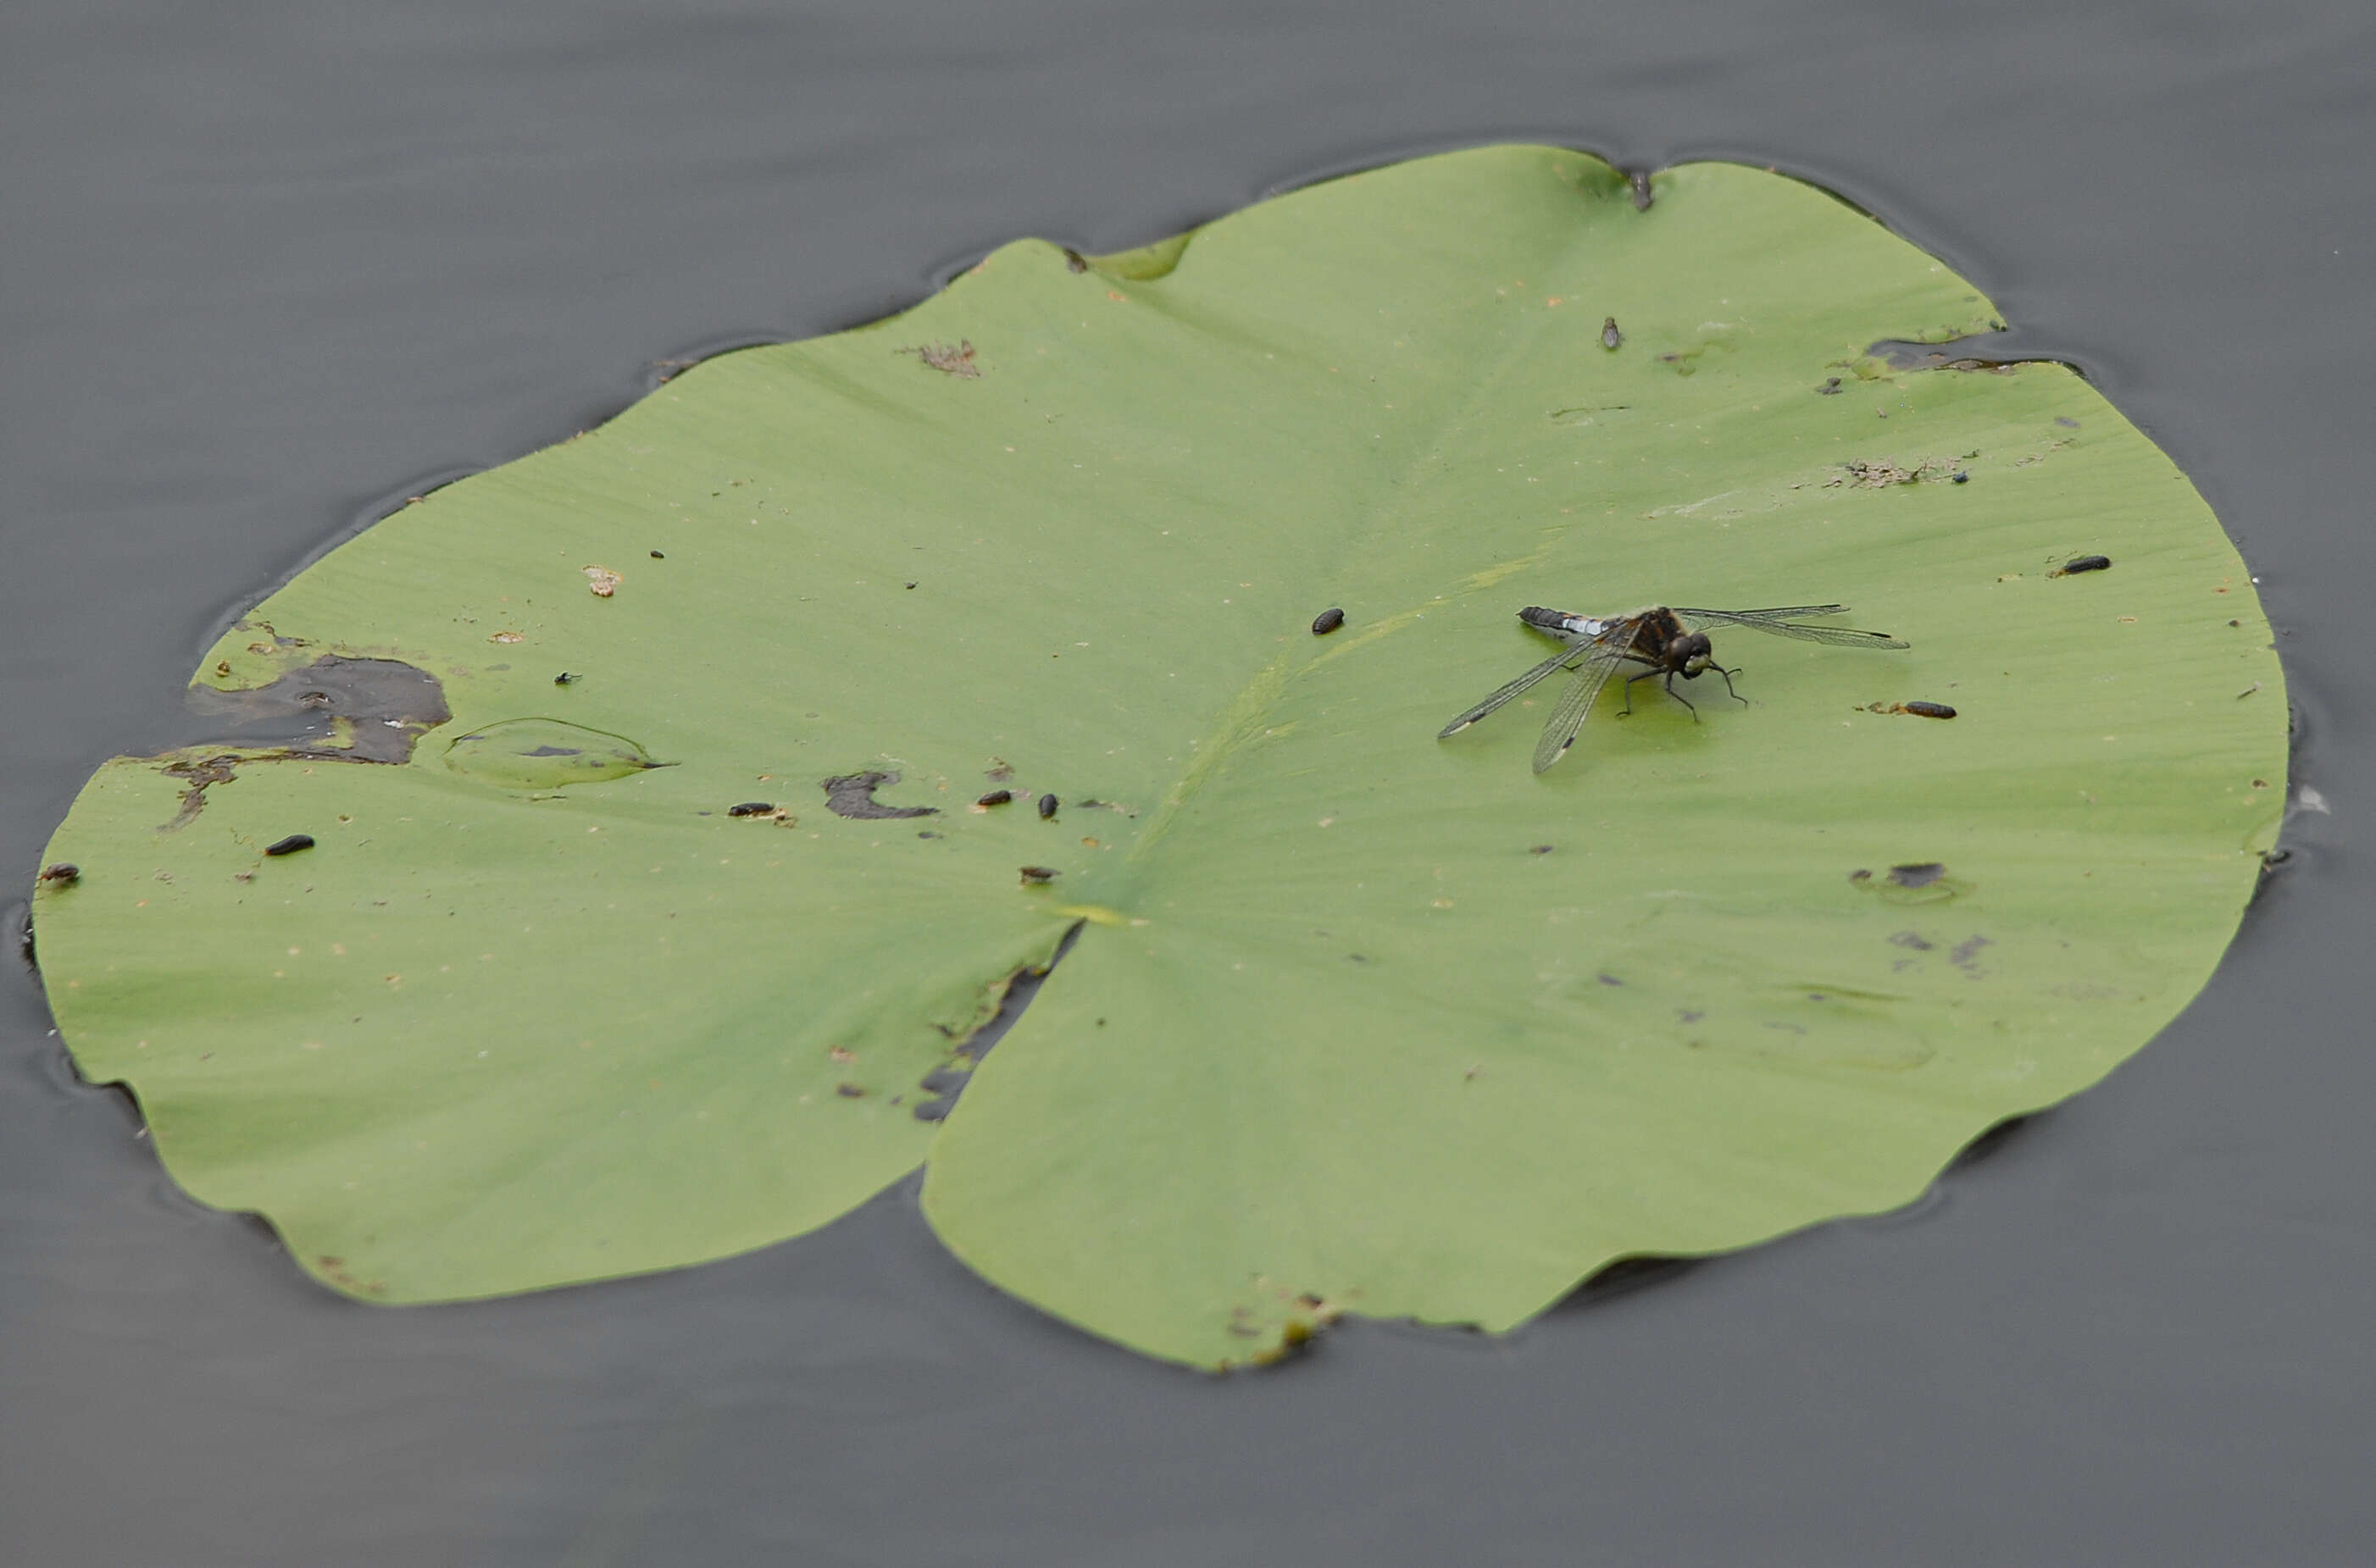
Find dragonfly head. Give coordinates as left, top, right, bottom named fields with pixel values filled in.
left=1671, top=629, right=1715, bottom=676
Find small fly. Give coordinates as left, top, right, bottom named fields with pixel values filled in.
left=1439, top=603, right=1908, bottom=773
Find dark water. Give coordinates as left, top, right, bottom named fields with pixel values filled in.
left=5, top=3, right=2372, bottom=1563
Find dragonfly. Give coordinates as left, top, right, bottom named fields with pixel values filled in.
left=1438, top=603, right=1908, bottom=773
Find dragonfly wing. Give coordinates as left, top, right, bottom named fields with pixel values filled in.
left=1530, top=645, right=1629, bottom=773
left=1438, top=636, right=1607, bottom=738
left=1673, top=606, right=1908, bottom=650
left=1674, top=603, right=1851, bottom=620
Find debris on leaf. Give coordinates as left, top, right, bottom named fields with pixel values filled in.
left=1829, top=459, right=1924, bottom=487
left=583, top=565, right=623, bottom=597
left=974, top=790, right=1013, bottom=810
left=264, top=834, right=315, bottom=857
left=902, top=341, right=980, bottom=379
left=1019, top=866, right=1058, bottom=885
left=2052, top=554, right=2113, bottom=576
left=37, top=863, right=80, bottom=887
left=1311, top=607, right=1346, bottom=635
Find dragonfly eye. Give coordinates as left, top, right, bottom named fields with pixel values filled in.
left=1676, top=631, right=1713, bottom=673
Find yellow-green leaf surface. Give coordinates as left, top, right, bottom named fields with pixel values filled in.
left=32, top=147, right=2284, bottom=1366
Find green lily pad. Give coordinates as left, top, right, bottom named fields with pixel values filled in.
left=32, top=145, right=2284, bottom=1366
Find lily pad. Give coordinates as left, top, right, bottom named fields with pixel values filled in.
left=32, top=146, right=2284, bottom=1366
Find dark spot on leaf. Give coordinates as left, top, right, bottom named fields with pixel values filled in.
left=834, top=1083, right=865, bottom=1098
left=552, top=672, right=578, bottom=685
left=1529, top=844, right=1554, bottom=855
left=726, top=801, right=775, bottom=817
left=1019, top=866, right=1058, bottom=884
left=1597, top=973, right=1623, bottom=986
left=1951, top=471, right=1969, bottom=483
left=1816, top=377, right=1843, bottom=395
left=1949, top=934, right=1994, bottom=968
left=523, top=745, right=582, bottom=757
left=1898, top=701, right=1957, bottom=719
left=1889, top=931, right=1934, bottom=950
left=1310, top=607, right=1345, bottom=635
left=1628, top=169, right=1653, bottom=210
left=264, top=834, right=314, bottom=856
left=1848, top=868, right=1874, bottom=884
left=1678, top=1010, right=1702, bottom=1023
left=2054, top=554, right=2112, bottom=576
left=649, top=550, right=664, bottom=558
left=976, top=790, right=1013, bottom=807
left=1601, top=317, right=1622, bottom=350
left=37, top=863, right=79, bottom=887
left=1888, top=862, right=1947, bottom=889
left=1062, top=247, right=1088, bottom=273
left=918, top=830, right=941, bottom=839
left=2055, top=416, right=2080, bottom=429
left=919, top=1067, right=971, bottom=1097
left=1036, top=792, right=1058, bottom=820
left=820, top=771, right=938, bottom=820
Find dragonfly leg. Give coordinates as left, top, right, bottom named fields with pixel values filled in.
left=1620, top=668, right=1662, bottom=717
left=1714, top=664, right=1748, bottom=706
left=1663, top=673, right=1702, bottom=722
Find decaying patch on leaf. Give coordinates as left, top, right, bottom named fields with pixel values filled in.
left=179, top=655, right=452, bottom=766
left=901, top=340, right=980, bottom=379
left=156, top=754, right=242, bottom=832
left=583, top=565, right=622, bottom=597
left=819, top=770, right=940, bottom=821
